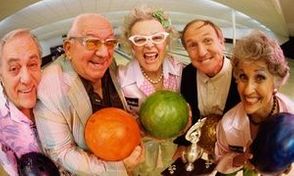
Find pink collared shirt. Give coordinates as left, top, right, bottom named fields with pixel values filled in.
left=118, top=56, right=184, bottom=116
left=0, top=86, right=41, bottom=176
left=215, top=93, right=294, bottom=174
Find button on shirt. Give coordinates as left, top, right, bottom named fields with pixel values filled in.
left=0, top=85, right=41, bottom=175
left=80, top=69, right=124, bottom=113
left=197, top=57, right=232, bottom=116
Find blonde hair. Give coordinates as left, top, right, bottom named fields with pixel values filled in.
left=121, top=5, right=178, bottom=54
left=232, top=30, right=289, bottom=87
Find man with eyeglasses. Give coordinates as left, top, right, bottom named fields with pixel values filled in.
left=34, top=13, right=143, bottom=175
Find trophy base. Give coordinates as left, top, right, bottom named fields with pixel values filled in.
left=161, top=158, right=216, bottom=176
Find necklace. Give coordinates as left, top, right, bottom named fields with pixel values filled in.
left=140, top=67, right=163, bottom=84
left=249, top=95, right=277, bottom=125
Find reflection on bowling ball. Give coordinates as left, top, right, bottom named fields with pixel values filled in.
left=85, top=107, right=141, bottom=161
left=18, top=152, right=60, bottom=176
left=198, top=114, right=222, bottom=155
left=251, top=112, right=294, bottom=174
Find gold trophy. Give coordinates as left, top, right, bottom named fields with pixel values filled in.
left=182, top=118, right=206, bottom=171
left=182, top=114, right=222, bottom=172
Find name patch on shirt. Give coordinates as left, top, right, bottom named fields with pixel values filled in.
left=229, top=145, right=245, bottom=153
left=125, top=97, right=139, bottom=107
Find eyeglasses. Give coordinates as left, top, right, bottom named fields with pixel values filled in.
left=69, top=37, right=118, bottom=50
left=128, top=32, right=169, bottom=47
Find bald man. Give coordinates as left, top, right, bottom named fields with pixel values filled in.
left=34, top=13, right=142, bottom=175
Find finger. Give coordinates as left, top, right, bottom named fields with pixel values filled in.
left=233, top=153, right=252, bottom=167
left=187, top=104, right=192, bottom=117
left=244, top=152, right=253, bottom=160
left=131, top=146, right=142, bottom=159
left=244, top=161, right=256, bottom=171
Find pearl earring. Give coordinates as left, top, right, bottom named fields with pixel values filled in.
left=273, top=88, right=278, bottom=95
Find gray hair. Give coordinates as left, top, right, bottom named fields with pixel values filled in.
left=0, top=28, right=42, bottom=65
left=232, top=30, right=289, bottom=87
left=121, top=5, right=178, bottom=54
left=67, top=13, right=112, bottom=38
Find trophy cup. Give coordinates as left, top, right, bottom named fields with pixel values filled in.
left=182, top=118, right=206, bottom=171
left=162, top=116, right=218, bottom=175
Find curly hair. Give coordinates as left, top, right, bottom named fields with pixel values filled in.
left=121, top=5, right=178, bottom=54
left=232, top=30, right=289, bottom=88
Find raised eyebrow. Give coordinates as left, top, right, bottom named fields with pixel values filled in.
left=7, top=54, right=40, bottom=64
left=150, top=32, right=166, bottom=36
left=29, top=54, right=40, bottom=61
left=105, top=38, right=117, bottom=41
left=7, top=58, right=20, bottom=65
left=104, top=33, right=115, bottom=39
left=85, top=33, right=115, bottom=39
left=132, top=32, right=163, bottom=37
left=255, top=69, right=267, bottom=75
left=251, top=65, right=267, bottom=72
left=152, top=32, right=163, bottom=35
left=202, top=36, right=214, bottom=42
left=239, top=68, right=245, bottom=73
left=185, top=39, right=196, bottom=45
left=131, top=34, right=146, bottom=37
left=201, top=31, right=213, bottom=37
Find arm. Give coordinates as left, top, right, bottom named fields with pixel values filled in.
left=215, top=120, right=243, bottom=174
left=215, top=121, right=230, bottom=160
left=34, top=100, right=127, bottom=176
left=34, top=63, right=128, bottom=176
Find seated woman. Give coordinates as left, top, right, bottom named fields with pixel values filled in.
left=118, top=5, right=186, bottom=176
left=215, top=30, right=294, bottom=174
left=0, top=29, right=42, bottom=175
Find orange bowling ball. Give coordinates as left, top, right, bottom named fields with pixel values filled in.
left=85, top=107, right=141, bottom=161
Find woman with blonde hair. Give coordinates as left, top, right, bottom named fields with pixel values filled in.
left=118, top=6, right=185, bottom=176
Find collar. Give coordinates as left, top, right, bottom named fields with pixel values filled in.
left=0, top=84, right=9, bottom=117
left=120, top=55, right=181, bottom=88
left=0, top=88, right=32, bottom=124
left=79, top=69, right=110, bottom=93
left=232, top=103, right=250, bottom=130
left=61, top=55, right=79, bottom=86
left=198, top=56, right=231, bottom=83
left=9, top=101, right=32, bottom=123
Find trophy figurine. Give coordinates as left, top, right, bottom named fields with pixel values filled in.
left=182, top=118, right=206, bottom=171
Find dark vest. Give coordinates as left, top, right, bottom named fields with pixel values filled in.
left=174, top=63, right=240, bottom=146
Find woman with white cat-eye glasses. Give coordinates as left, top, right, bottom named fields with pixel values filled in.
left=117, top=5, right=190, bottom=176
